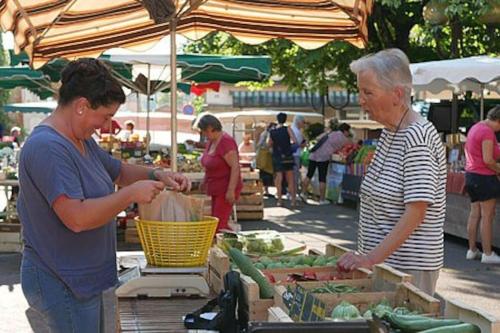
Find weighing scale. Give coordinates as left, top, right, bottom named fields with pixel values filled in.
left=115, top=256, right=210, bottom=298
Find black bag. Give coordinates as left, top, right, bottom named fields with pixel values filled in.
left=184, top=271, right=248, bottom=333
left=310, top=134, right=329, bottom=153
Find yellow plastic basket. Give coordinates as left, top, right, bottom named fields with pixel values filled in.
left=135, top=216, right=219, bottom=267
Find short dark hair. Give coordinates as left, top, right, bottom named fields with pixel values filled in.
left=338, top=123, right=351, bottom=132
left=59, top=58, right=126, bottom=109
left=198, top=114, right=222, bottom=131
left=277, top=112, right=287, bottom=124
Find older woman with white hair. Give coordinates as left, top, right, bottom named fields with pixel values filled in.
left=291, top=115, right=306, bottom=192
left=337, top=49, right=447, bottom=295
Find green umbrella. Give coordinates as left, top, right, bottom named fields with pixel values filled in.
left=2, top=101, right=57, bottom=113
left=106, top=54, right=271, bottom=95
left=9, top=51, right=133, bottom=82
left=178, top=54, right=271, bottom=83
left=0, top=66, right=55, bottom=99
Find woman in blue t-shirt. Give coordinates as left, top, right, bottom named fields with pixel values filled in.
left=18, top=58, right=190, bottom=332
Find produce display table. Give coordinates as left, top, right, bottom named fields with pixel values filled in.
left=115, top=233, right=498, bottom=333
left=0, top=179, right=22, bottom=252
left=445, top=171, right=500, bottom=248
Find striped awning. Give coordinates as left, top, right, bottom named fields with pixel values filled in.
left=0, top=0, right=373, bottom=68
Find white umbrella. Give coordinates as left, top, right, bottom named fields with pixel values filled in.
left=410, top=56, right=500, bottom=119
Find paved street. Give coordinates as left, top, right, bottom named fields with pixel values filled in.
left=0, top=197, right=499, bottom=332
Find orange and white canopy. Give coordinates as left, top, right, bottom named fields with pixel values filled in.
left=1, top=0, right=373, bottom=68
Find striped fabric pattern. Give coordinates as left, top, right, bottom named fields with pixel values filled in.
left=358, top=120, right=447, bottom=271
left=0, top=0, right=373, bottom=68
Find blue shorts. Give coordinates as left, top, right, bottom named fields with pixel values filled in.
left=272, top=154, right=294, bottom=172
left=465, top=172, right=500, bottom=203
left=21, top=257, right=104, bottom=333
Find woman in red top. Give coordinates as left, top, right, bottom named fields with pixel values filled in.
left=199, top=114, right=243, bottom=231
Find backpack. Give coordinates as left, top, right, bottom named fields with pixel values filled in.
left=184, top=271, right=248, bottom=333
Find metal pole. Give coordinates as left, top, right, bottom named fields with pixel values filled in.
left=136, top=91, right=140, bottom=126
left=480, top=83, right=485, bottom=120
left=170, top=19, right=178, bottom=172
left=146, top=63, right=151, bottom=154
left=451, top=93, right=459, bottom=133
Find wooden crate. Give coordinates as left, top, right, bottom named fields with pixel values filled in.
left=238, top=179, right=264, bottom=220
left=0, top=223, right=21, bottom=233
left=208, top=247, right=230, bottom=293
left=207, top=247, right=274, bottom=321
left=0, top=230, right=22, bottom=252
left=237, top=211, right=264, bottom=220
left=237, top=193, right=264, bottom=206
left=241, top=180, right=264, bottom=195
left=325, top=243, right=413, bottom=291
left=325, top=242, right=352, bottom=257
left=268, top=306, right=294, bottom=322
left=445, top=298, right=500, bottom=333
left=208, top=243, right=415, bottom=323
left=240, top=262, right=372, bottom=322
left=274, top=280, right=440, bottom=318
left=241, top=274, right=275, bottom=321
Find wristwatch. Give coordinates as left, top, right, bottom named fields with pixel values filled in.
left=148, top=168, right=162, bottom=181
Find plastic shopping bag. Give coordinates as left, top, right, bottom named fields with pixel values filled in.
left=139, top=191, right=205, bottom=222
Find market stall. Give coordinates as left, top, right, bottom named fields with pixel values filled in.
left=0, top=155, right=21, bottom=252
left=411, top=56, right=500, bottom=248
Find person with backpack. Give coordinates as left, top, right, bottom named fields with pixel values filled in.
left=269, top=112, right=298, bottom=208
left=300, top=123, right=352, bottom=205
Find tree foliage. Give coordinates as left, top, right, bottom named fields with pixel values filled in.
left=184, top=0, right=500, bottom=93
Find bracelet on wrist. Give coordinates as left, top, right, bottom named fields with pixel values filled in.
left=148, top=168, right=162, bottom=181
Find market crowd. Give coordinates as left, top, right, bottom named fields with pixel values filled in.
left=11, top=48, right=500, bottom=332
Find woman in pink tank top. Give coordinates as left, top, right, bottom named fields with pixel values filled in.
left=464, top=105, right=500, bottom=264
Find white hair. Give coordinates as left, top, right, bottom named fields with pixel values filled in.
left=350, top=48, right=412, bottom=109
left=293, top=115, right=305, bottom=125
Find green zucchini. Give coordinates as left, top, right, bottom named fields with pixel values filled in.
left=387, top=313, right=463, bottom=332
left=228, top=247, right=274, bottom=299
left=418, top=323, right=481, bottom=333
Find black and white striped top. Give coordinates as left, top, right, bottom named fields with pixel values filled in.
left=358, top=120, right=447, bottom=271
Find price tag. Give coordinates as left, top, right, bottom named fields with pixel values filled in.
left=287, top=285, right=326, bottom=322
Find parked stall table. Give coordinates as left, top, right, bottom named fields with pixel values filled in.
left=0, top=179, right=21, bottom=252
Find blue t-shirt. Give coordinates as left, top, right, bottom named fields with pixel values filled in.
left=18, top=125, right=122, bottom=299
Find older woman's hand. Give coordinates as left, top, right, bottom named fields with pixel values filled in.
left=129, top=180, right=165, bottom=203
left=156, top=171, right=191, bottom=192
left=337, top=251, right=374, bottom=272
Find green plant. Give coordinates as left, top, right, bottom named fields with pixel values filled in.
left=192, top=96, right=205, bottom=115
left=304, top=122, right=325, bottom=141
left=331, top=301, right=362, bottom=321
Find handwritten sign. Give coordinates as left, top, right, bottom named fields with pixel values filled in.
left=285, top=285, right=326, bottom=322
